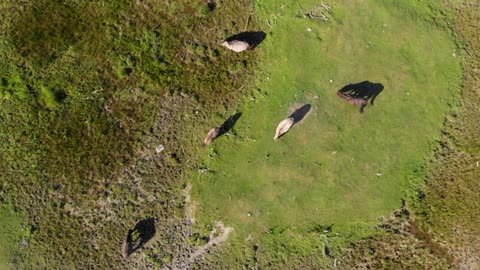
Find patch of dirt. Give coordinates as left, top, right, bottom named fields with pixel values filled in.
left=288, top=103, right=312, bottom=125
left=170, top=221, right=233, bottom=270
left=183, top=183, right=197, bottom=225
left=188, top=221, right=233, bottom=263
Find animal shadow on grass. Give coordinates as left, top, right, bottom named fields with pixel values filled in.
left=338, top=81, right=384, bottom=113
left=289, top=104, right=312, bottom=124
left=204, top=112, right=242, bottom=145
left=218, top=112, right=242, bottom=137
left=226, top=31, right=267, bottom=49
left=123, top=218, right=156, bottom=258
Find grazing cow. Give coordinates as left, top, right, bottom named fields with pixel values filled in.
left=204, top=127, right=221, bottom=145
left=274, top=117, right=295, bottom=141
left=221, top=40, right=250, bottom=52
left=336, top=91, right=367, bottom=113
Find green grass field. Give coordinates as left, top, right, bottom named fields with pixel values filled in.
left=1, top=0, right=477, bottom=268
left=192, top=0, right=462, bottom=255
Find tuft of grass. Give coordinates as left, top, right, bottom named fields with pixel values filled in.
left=228, top=61, right=246, bottom=73
left=39, top=86, right=63, bottom=108
left=198, top=5, right=211, bottom=17
left=0, top=72, right=28, bottom=99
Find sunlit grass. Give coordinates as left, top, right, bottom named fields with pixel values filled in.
left=193, top=0, right=462, bottom=249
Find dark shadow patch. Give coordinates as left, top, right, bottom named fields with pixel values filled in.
left=226, top=31, right=267, bottom=49
left=218, top=112, right=242, bottom=136
left=288, top=104, right=311, bottom=124
left=123, top=218, right=156, bottom=258
left=207, top=1, right=216, bottom=12
left=338, top=81, right=384, bottom=105
left=203, top=112, right=242, bottom=145
left=54, top=90, right=67, bottom=103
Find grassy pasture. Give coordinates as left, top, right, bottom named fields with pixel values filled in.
left=192, top=0, right=462, bottom=257
left=0, top=0, right=474, bottom=268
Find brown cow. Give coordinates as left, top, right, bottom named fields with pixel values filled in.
left=204, top=127, right=221, bottom=145
left=336, top=91, right=367, bottom=113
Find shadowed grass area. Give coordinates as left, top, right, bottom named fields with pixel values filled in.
left=192, top=0, right=463, bottom=266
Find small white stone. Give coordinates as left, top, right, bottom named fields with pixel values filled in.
left=307, top=27, right=312, bottom=32
left=156, top=144, right=164, bottom=153
left=247, top=212, right=252, bottom=217
left=329, top=79, right=333, bottom=83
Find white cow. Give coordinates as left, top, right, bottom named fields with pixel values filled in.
left=221, top=40, right=250, bottom=52
left=274, top=117, right=295, bottom=141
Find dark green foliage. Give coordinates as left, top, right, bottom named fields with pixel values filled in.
left=0, top=0, right=258, bottom=268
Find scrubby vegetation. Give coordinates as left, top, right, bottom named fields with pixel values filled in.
left=0, top=0, right=258, bottom=268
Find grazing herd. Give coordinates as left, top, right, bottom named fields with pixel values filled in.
left=128, top=29, right=384, bottom=261
left=203, top=34, right=382, bottom=144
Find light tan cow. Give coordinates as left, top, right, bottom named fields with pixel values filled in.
left=221, top=40, right=250, bottom=52
left=274, top=117, right=295, bottom=141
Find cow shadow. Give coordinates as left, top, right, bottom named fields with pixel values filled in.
left=338, top=81, right=384, bottom=105
left=226, top=31, right=267, bottom=49
left=289, top=104, right=311, bottom=124
left=218, top=112, right=242, bottom=137
left=123, top=218, right=156, bottom=258
left=207, top=1, right=216, bottom=12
